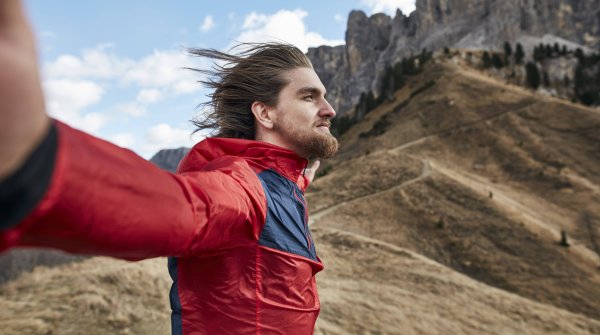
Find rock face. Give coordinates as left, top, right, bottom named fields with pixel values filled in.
left=307, top=0, right=600, bottom=114
left=149, top=147, right=190, bottom=173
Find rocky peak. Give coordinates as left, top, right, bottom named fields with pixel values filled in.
left=307, top=0, right=600, bottom=114
left=149, top=147, right=190, bottom=173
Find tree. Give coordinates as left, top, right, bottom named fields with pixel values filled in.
left=419, top=48, right=432, bottom=66
left=575, top=48, right=584, bottom=62
left=380, top=66, right=395, bottom=102
left=492, top=53, right=504, bottom=68
left=503, top=41, right=513, bottom=56
left=482, top=51, right=492, bottom=68
left=355, top=92, right=368, bottom=119
left=525, top=62, right=541, bottom=89
left=545, top=44, right=553, bottom=58
left=402, top=57, right=418, bottom=75
left=533, top=45, right=544, bottom=61
left=365, top=91, right=377, bottom=111
left=515, top=43, right=525, bottom=64
left=574, top=63, right=585, bottom=95
left=561, top=45, right=568, bottom=56
left=392, top=62, right=405, bottom=90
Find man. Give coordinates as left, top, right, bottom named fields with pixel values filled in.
left=0, top=1, right=338, bottom=334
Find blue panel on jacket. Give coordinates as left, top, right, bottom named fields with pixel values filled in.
left=257, top=169, right=318, bottom=261
left=168, top=257, right=183, bottom=335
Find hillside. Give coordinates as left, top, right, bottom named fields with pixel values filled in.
left=308, top=56, right=600, bottom=322
left=1, top=55, right=600, bottom=334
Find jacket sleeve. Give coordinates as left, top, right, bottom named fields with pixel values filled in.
left=0, top=120, right=267, bottom=260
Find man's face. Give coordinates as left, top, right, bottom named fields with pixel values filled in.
left=272, top=67, right=338, bottom=159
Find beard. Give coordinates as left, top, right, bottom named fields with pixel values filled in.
left=274, top=119, right=339, bottom=159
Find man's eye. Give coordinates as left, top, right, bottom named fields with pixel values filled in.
left=303, top=95, right=314, bottom=101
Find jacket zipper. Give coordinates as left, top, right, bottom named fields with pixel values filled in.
left=292, top=186, right=312, bottom=251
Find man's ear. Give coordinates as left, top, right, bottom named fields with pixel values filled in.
left=251, top=101, right=275, bottom=130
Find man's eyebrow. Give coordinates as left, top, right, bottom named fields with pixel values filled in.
left=296, top=87, right=326, bottom=96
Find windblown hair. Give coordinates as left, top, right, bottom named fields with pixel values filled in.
left=188, top=42, right=313, bottom=139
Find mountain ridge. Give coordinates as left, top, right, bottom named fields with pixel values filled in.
left=308, top=0, right=600, bottom=113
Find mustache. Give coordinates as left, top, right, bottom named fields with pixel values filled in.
left=315, top=120, right=331, bottom=128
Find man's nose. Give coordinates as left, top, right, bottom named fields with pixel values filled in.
left=320, top=99, right=336, bottom=118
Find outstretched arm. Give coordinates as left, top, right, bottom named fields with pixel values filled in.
left=0, top=2, right=266, bottom=260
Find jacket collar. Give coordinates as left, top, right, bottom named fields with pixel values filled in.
left=177, top=137, right=310, bottom=190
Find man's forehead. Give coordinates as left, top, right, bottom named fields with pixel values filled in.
left=284, top=67, right=326, bottom=93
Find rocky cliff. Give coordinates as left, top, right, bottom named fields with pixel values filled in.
left=307, top=0, right=600, bottom=114
left=149, top=147, right=190, bottom=173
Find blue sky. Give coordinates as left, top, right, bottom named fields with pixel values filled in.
left=24, top=0, right=416, bottom=158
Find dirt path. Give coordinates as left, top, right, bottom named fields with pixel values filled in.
left=309, top=158, right=432, bottom=225
left=311, top=140, right=599, bottom=268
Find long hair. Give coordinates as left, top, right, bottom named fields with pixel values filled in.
left=188, top=42, right=313, bottom=139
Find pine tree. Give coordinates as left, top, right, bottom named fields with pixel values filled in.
left=402, top=57, right=418, bottom=75
left=482, top=51, right=492, bottom=68
left=533, top=45, right=544, bottom=61
left=515, top=43, right=525, bottom=64
left=492, top=53, right=504, bottom=68
left=545, top=44, right=553, bottom=58
left=503, top=41, right=512, bottom=56
left=575, top=48, right=584, bottom=62
left=366, top=91, right=377, bottom=111
left=380, top=66, right=395, bottom=102
left=392, top=63, right=405, bottom=90
left=525, top=62, right=541, bottom=89
left=419, top=48, right=431, bottom=65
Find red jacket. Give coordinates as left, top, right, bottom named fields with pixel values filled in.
left=0, top=120, right=324, bottom=334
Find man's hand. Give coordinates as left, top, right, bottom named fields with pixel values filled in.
left=0, top=0, right=50, bottom=179
left=304, top=160, right=320, bottom=184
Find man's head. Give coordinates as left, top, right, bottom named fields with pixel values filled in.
left=190, top=42, right=338, bottom=159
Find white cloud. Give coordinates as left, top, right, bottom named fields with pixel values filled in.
left=200, top=15, right=216, bottom=32
left=361, top=0, right=416, bottom=16
left=242, top=12, right=268, bottom=29
left=334, top=14, right=345, bottom=23
left=140, top=123, right=203, bottom=158
left=117, top=102, right=146, bottom=116
left=44, top=44, right=131, bottom=80
left=122, top=49, right=201, bottom=94
left=43, top=79, right=107, bottom=133
left=234, top=9, right=345, bottom=52
left=110, top=133, right=136, bottom=148
left=44, top=46, right=202, bottom=96
left=136, top=88, right=163, bottom=104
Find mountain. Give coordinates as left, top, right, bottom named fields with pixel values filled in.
left=149, top=147, right=190, bottom=173
left=1, top=54, right=599, bottom=334
left=308, top=0, right=600, bottom=114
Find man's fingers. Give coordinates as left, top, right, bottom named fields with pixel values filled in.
left=305, top=160, right=320, bottom=184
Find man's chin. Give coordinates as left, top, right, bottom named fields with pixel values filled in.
left=307, top=133, right=338, bottom=159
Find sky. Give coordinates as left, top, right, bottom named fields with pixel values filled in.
left=24, top=0, right=416, bottom=159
